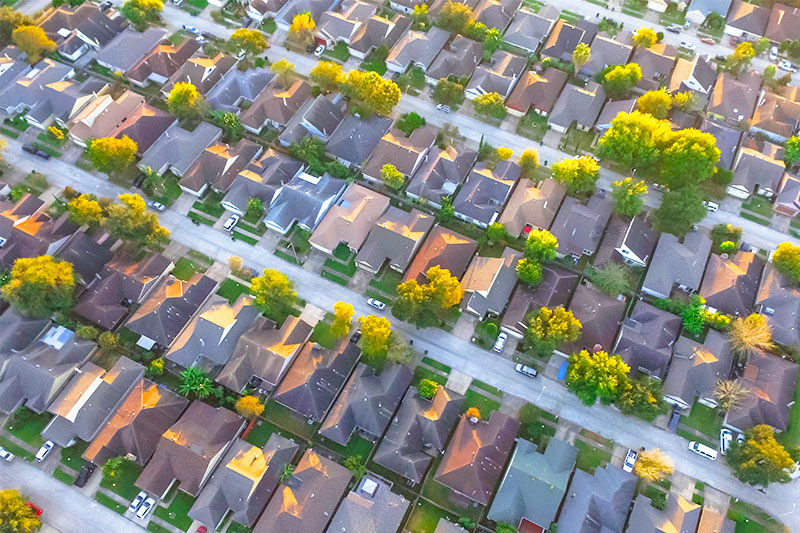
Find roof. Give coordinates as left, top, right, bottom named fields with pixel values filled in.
left=373, top=385, right=464, bottom=483
left=386, top=27, right=449, bottom=71
left=0, top=308, right=49, bottom=359
left=206, top=68, right=273, bottom=114
left=125, top=274, right=218, bottom=348
left=222, top=149, right=304, bottom=212
left=503, top=8, right=555, bottom=52
left=501, top=266, right=578, bottom=337
left=707, top=71, right=760, bottom=122
left=541, top=19, right=586, bottom=62
left=751, top=91, right=800, bottom=140
left=83, top=378, right=187, bottom=466
left=163, top=51, right=236, bottom=95
left=318, top=0, right=377, bottom=43
left=309, top=183, right=389, bottom=253
left=179, top=138, right=262, bottom=194
left=275, top=0, right=338, bottom=29
left=669, top=55, right=717, bottom=98
left=466, top=50, right=526, bottom=99
left=766, top=3, right=800, bottom=42
left=363, top=126, right=437, bottom=180
left=319, top=363, right=412, bottom=445
left=700, top=118, right=742, bottom=170
left=112, top=103, right=176, bottom=156
left=278, top=93, right=346, bottom=146
left=487, top=438, right=578, bottom=528
left=263, top=172, right=347, bottom=233
left=597, top=98, right=637, bottom=129
left=564, top=284, right=626, bottom=353
left=550, top=195, right=612, bottom=257
left=642, top=231, right=712, bottom=298
left=127, top=38, right=201, bottom=84
left=273, top=340, right=361, bottom=421
left=349, top=13, right=411, bottom=56
left=326, top=114, right=393, bottom=166
left=549, top=81, right=606, bottom=131
left=188, top=435, right=299, bottom=528
left=139, top=122, right=222, bottom=176
left=472, top=0, right=520, bottom=29
left=434, top=411, right=520, bottom=505
left=435, top=519, right=468, bottom=533
left=663, top=329, right=734, bottom=406
left=453, top=162, right=520, bottom=226
left=25, top=75, right=108, bottom=127
left=775, top=173, right=800, bottom=216
left=507, top=68, right=569, bottom=115
left=253, top=449, right=350, bottom=533
left=426, top=35, right=483, bottom=81
left=94, top=27, right=166, bottom=72
left=327, top=475, right=410, bottom=533
left=726, top=0, right=770, bottom=35
left=68, top=90, right=146, bottom=144
left=699, top=251, right=764, bottom=317
left=0, top=58, right=73, bottom=116
left=217, top=315, right=314, bottom=393
left=354, top=207, right=434, bottom=272
left=615, top=301, right=682, bottom=379
left=462, top=247, right=521, bottom=316
left=404, top=226, right=477, bottom=283
left=557, top=465, right=636, bottom=532
left=688, top=0, right=733, bottom=17
left=582, top=35, right=632, bottom=76
left=632, top=43, right=677, bottom=91
left=594, top=214, right=657, bottom=268
left=628, top=493, right=701, bottom=533
left=0, top=196, right=77, bottom=270
left=406, top=146, right=477, bottom=206
left=40, top=4, right=125, bottom=49
left=756, top=262, right=800, bottom=347
left=732, top=141, right=786, bottom=194
left=136, top=401, right=243, bottom=496
left=241, top=79, right=311, bottom=130
left=699, top=508, right=737, bottom=533
left=727, top=350, right=799, bottom=431
left=55, top=231, right=113, bottom=284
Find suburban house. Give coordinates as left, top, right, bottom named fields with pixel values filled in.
left=161, top=52, right=237, bottom=97
left=641, top=231, right=712, bottom=299
left=594, top=214, right=658, bottom=268
left=663, top=330, right=734, bottom=410
left=327, top=476, right=410, bottom=533
left=631, top=43, right=677, bottom=93
left=354, top=207, right=434, bottom=274
left=700, top=118, right=742, bottom=170
left=686, top=0, right=733, bottom=24
left=188, top=435, right=299, bottom=530
left=406, top=145, right=477, bottom=208
left=0, top=57, right=79, bottom=125
left=23, top=75, right=111, bottom=131
left=506, top=67, right=569, bottom=117
left=326, top=114, right=393, bottom=168
left=111, top=103, right=177, bottom=156
left=389, top=0, right=426, bottom=14
left=373, top=385, right=463, bottom=484
left=729, top=141, right=786, bottom=198
left=316, top=0, right=377, bottom=47
left=246, top=0, right=289, bottom=22
left=453, top=162, right=520, bottom=228
left=550, top=194, right=613, bottom=259
left=549, top=81, right=607, bottom=133
left=698, top=508, right=738, bottom=533
left=136, top=401, right=244, bottom=498
left=138, top=122, right=223, bottom=177
left=503, top=7, right=557, bottom=54
left=540, top=19, right=589, bottom=62
left=596, top=98, right=637, bottom=131
left=347, top=13, right=411, bottom=60
left=668, top=55, right=717, bottom=104
left=425, top=35, right=483, bottom=84
left=274, top=0, right=338, bottom=32
left=54, top=231, right=114, bottom=286
left=765, top=3, right=800, bottom=43
left=563, top=283, right=626, bottom=354
left=755, top=263, right=800, bottom=347
left=272, top=339, right=361, bottom=421
left=581, top=35, right=632, bottom=78
left=699, top=251, right=764, bottom=317
left=557, top=465, right=636, bottom=532
left=403, top=226, right=477, bottom=283
left=125, top=38, right=201, bottom=88
left=707, top=71, right=761, bottom=124
left=461, top=247, right=521, bottom=317
left=614, top=301, right=682, bottom=379
left=472, top=0, right=521, bottom=31
left=94, top=27, right=167, bottom=75
left=177, top=139, right=263, bottom=196
left=501, top=265, right=578, bottom=339
left=498, top=178, right=565, bottom=237
left=774, top=173, right=800, bottom=217
left=434, top=412, right=520, bottom=506
left=386, top=27, right=450, bottom=74
left=0, top=196, right=77, bottom=269
left=240, top=79, right=312, bottom=133
left=725, top=0, right=770, bottom=39
left=309, top=183, right=390, bottom=255
left=220, top=149, right=304, bottom=216
left=627, top=493, right=702, bottom=532
left=39, top=4, right=125, bottom=62
left=263, top=172, right=347, bottom=235
left=319, top=363, right=412, bottom=446
left=206, top=69, right=273, bottom=114
left=0, top=310, right=50, bottom=371
left=66, top=89, right=143, bottom=145
left=465, top=50, right=527, bottom=100
left=278, top=93, right=346, bottom=146
left=750, top=91, right=800, bottom=143
left=362, top=126, right=438, bottom=184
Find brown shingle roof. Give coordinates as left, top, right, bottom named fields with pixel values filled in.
left=403, top=225, right=477, bottom=283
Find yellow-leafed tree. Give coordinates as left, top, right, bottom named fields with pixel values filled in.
left=330, top=301, right=354, bottom=338
left=12, top=25, right=55, bottom=64
left=0, top=489, right=41, bottom=533
left=103, top=193, right=169, bottom=246
left=67, top=194, right=103, bottom=226
left=288, top=12, right=315, bottom=46
left=1, top=255, right=74, bottom=318
left=235, top=395, right=265, bottom=419
left=86, top=136, right=138, bottom=174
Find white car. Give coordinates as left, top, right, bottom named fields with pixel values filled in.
left=493, top=332, right=508, bottom=353
left=514, top=363, right=538, bottom=378
left=779, top=60, right=797, bottom=73
left=703, top=200, right=719, bottom=212
left=736, top=433, right=745, bottom=444
left=314, top=45, right=325, bottom=57
left=688, top=440, right=718, bottom=460
left=147, top=201, right=165, bottom=211
left=222, top=214, right=240, bottom=231
left=679, top=41, right=696, bottom=51
left=135, top=497, right=156, bottom=519
left=770, top=46, right=779, bottom=61
left=622, top=448, right=638, bottom=472
left=35, top=441, right=54, bottom=462
left=0, top=447, right=14, bottom=462
left=129, top=491, right=147, bottom=513
left=436, top=104, right=452, bottom=113
left=366, top=298, right=386, bottom=310
left=720, top=428, right=733, bottom=455
left=182, top=25, right=199, bottom=34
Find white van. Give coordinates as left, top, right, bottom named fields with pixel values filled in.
left=688, top=441, right=718, bottom=460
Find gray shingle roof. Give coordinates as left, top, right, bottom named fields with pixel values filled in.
left=642, top=231, right=712, bottom=299
left=699, top=251, right=764, bottom=317
left=221, top=149, right=304, bottom=214
left=453, top=162, right=520, bottom=226
left=756, top=263, right=800, bottom=347
left=700, top=118, right=742, bottom=170
left=207, top=68, right=274, bottom=114
left=557, top=465, right=636, bottom=532
left=615, top=301, right=682, bottom=379
left=550, top=194, right=612, bottom=257
left=503, top=8, right=555, bottom=52
left=354, top=207, right=434, bottom=273
left=563, top=284, right=626, bottom=354
left=501, top=266, right=578, bottom=338
left=138, top=122, right=222, bottom=176
left=663, top=329, right=734, bottom=408
left=406, top=146, right=477, bottom=207
left=94, top=27, right=166, bottom=72
left=327, top=475, right=410, bottom=533
left=462, top=247, right=521, bottom=316
left=549, top=80, right=606, bottom=131
left=326, top=114, right=393, bottom=167
left=627, top=493, right=701, bottom=533
left=263, top=172, right=347, bottom=234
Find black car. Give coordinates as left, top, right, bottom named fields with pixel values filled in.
left=99, top=1, right=113, bottom=10
left=132, top=174, right=146, bottom=189
left=74, top=462, right=96, bottom=488
left=350, top=330, right=361, bottom=344
left=21, top=144, right=51, bottom=160
left=668, top=405, right=681, bottom=432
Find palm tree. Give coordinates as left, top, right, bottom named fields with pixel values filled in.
left=178, top=368, right=213, bottom=399
left=279, top=464, right=295, bottom=483
left=729, top=313, right=774, bottom=358
left=714, top=379, right=749, bottom=413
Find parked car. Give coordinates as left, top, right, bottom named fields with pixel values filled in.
left=688, top=440, right=718, bottom=460
left=182, top=24, right=199, bottom=34
left=350, top=330, right=361, bottom=344
left=779, top=60, right=797, bottom=73
left=514, top=363, right=538, bottom=378
left=367, top=298, right=386, bottom=310
left=74, top=462, right=96, bottom=488
left=35, top=441, right=54, bottom=462
left=222, top=214, right=240, bottom=231
left=314, top=45, right=325, bottom=57
left=25, top=503, right=42, bottom=517
left=679, top=41, right=696, bottom=51
left=770, top=46, right=779, bottom=61
left=436, top=104, right=451, bottom=113
left=622, top=448, right=638, bottom=472
left=21, top=144, right=51, bottom=160
left=147, top=201, right=166, bottom=211
left=0, top=447, right=14, bottom=462
left=736, top=433, right=745, bottom=444
left=703, top=200, right=719, bottom=212
left=720, top=428, right=733, bottom=455
left=493, top=332, right=508, bottom=353
left=668, top=405, right=681, bottom=432
left=129, top=491, right=148, bottom=513
left=99, top=1, right=113, bottom=10
left=700, top=37, right=715, bottom=45
left=172, top=0, right=183, bottom=5
left=136, top=497, right=156, bottom=519
left=666, top=25, right=681, bottom=33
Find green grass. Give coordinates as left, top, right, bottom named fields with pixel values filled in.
left=333, top=242, right=352, bottom=261
left=421, top=357, right=450, bottom=374
left=192, top=199, right=225, bottom=218
left=574, top=439, right=612, bottom=473
left=172, top=258, right=197, bottom=281
left=60, top=440, right=89, bottom=470
left=461, top=389, right=500, bottom=417
left=188, top=211, right=215, bottom=225
left=692, top=493, right=705, bottom=505
left=412, top=365, right=448, bottom=387
left=677, top=427, right=715, bottom=448
left=405, top=500, right=454, bottom=533
left=321, top=270, right=349, bottom=285
left=739, top=211, right=771, bottom=226
left=100, top=460, right=144, bottom=500
left=741, top=196, right=773, bottom=217
left=32, top=142, right=61, bottom=158
left=315, top=434, right=374, bottom=461
left=421, top=469, right=482, bottom=521
left=187, top=250, right=213, bottom=266
left=274, top=249, right=303, bottom=265
left=5, top=408, right=51, bottom=448
left=264, top=400, right=316, bottom=440
left=148, top=522, right=173, bottom=533
left=153, top=492, right=196, bottom=531
left=323, top=41, right=350, bottom=62
left=232, top=230, right=259, bottom=245
left=244, top=419, right=297, bottom=447
left=226, top=522, right=252, bottom=533
left=236, top=220, right=266, bottom=235
left=324, top=258, right=357, bottom=277
left=168, top=32, right=185, bottom=45
left=360, top=57, right=387, bottom=76
left=4, top=115, right=28, bottom=132
left=311, top=321, right=339, bottom=349
left=260, top=18, right=277, bottom=34
left=188, top=0, right=207, bottom=8
left=53, top=467, right=75, bottom=485
left=472, top=319, right=500, bottom=349
left=728, top=499, right=785, bottom=533
left=681, top=401, right=722, bottom=438
left=36, top=132, right=65, bottom=147
left=217, top=278, right=250, bottom=304
left=471, top=380, right=502, bottom=397
left=95, top=493, right=126, bottom=515
left=778, top=377, right=800, bottom=447
left=0, top=126, right=19, bottom=138
left=368, top=268, right=403, bottom=297
left=0, top=436, right=33, bottom=461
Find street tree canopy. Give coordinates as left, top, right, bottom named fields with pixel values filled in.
left=358, top=315, right=392, bottom=358
left=551, top=155, right=600, bottom=196
left=652, top=188, right=706, bottom=236
left=288, top=12, right=315, bottom=46
left=1, top=255, right=74, bottom=318
left=525, top=306, right=582, bottom=357
left=67, top=194, right=103, bottom=226
left=229, top=28, right=268, bottom=56
left=727, top=425, right=797, bottom=487
left=341, top=69, right=401, bottom=116
left=86, top=136, right=138, bottom=174
left=637, top=89, right=672, bottom=119
left=120, top=0, right=162, bottom=27
left=596, top=110, right=671, bottom=170
left=633, top=27, right=658, bottom=48
left=524, top=229, right=559, bottom=262
left=330, top=301, right=354, bottom=338
left=0, top=7, right=33, bottom=47
left=103, top=193, right=169, bottom=246
left=393, top=266, right=463, bottom=328
left=567, top=349, right=630, bottom=406
left=773, top=242, right=800, bottom=282
left=310, top=60, right=344, bottom=93
left=600, top=63, right=642, bottom=99
left=473, top=91, right=507, bottom=120
left=611, top=177, right=648, bottom=217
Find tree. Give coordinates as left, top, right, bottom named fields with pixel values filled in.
left=411, top=3, right=429, bottom=29
left=589, top=263, right=633, bottom=296
left=516, top=258, right=542, bottom=286
left=496, top=147, right=513, bottom=160
left=228, top=256, right=243, bottom=273
left=484, top=27, right=501, bottom=57
left=566, top=350, right=630, bottom=406
left=551, top=156, right=600, bottom=196
left=330, top=301, right=354, bottom=338
left=525, top=306, right=582, bottom=357
left=12, top=25, right=55, bottom=64
left=67, top=194, right=102, bottom=226
left=235, top=395, right=265, bottom=419
left=343, top=455, right=367, bottom=480
left=754, top=36, right=770, bottom=55
left=597, top=110, right=670, bottom=170
left=572, top=42, right=590, bottom=73
left=728, top=425, right=796, bottom=487
left=386, top=333, right=415, bottom=365
left=714, top=379, right=749, bottom=413
left=673, top=91, right=696, bottom=111
left=393, top=266, right=463, bottom=327
left=729, top=313, right=774, bottom=357
left=380, top=163, right=405, bottom=190
left=486, top=222, right=507, bottom=244
left=358, top=315, right=392, bottom=358
left=1, top=256, right=74, bottom=318
left=229, top=28, right=268, bottom=57
left=418, top=378, right=439, bottom=399
left=633, top=27, right=658, bottom=48
left=103, top=193, right=169, bottom=246
left=310, top=60, right=344, bottom=93
left=341, top=69, right=401, bottom=116
left=681, top=294, right=707, bottom=335
left=270, top=58, right=296, bottom=88
left=518, top=148, right=539, bottom=179
left=600, top=63, right=642, bottom=99
left=246, top=197, right=263, bottom=220
left=0, top=7, right=33, bottom=47
left=784, top=136, right=800, bottom=167
left=178, top=367, right=214, bottom=398
left=146, top=358, right=164, bottom=377
left=167, top=82, right=206, bottom=120
left=97, top=331, right=121, bottom=352
left=637, top=88, right=672, bottom=119
left=75, top=325, right=98, bottom=340
left=727, top=41, right=755, bottom=74
left=279, top=464, right=295, bottom=482
left=611, top=177, right=648, bottom=216
left=633, top=449, right=675, bottom=481
left=438, top=0, right=472, bottom=33
left=120, top=0, right=162, bottom=27
left=659, top=129, right=720, bottom=189
left=0, top=489, right=40, bottom=533
left=773, top=242, right=800, bottom=282
left=465, top=407, right=481, bottom=420
left=250, top=269, right=297, bottom=320
left=433, top=78, right=465, bottom=107
left=102, top=456, right=127, bottom=481
left=210, top=110, right=243, bottom=142
left=86, top=136, right=138, bottom=174
left=617, top=377, right=668, bottom=421
left=652, top=188, right=706, bottom=236
left=473, top=91, right=506, bottom=120
left=524, top=229, right=558, bottom=262
left=495, top=524, right=517, bottom=533
left=288, top=12, right=315, bottom=46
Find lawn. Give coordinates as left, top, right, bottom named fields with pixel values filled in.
left=100, top=460, right=144, bottom=500
left=188, top=0, right=208, bottom=8
left=368, top=268, right=403, bottom=297
left=5, top=408, right=51, bottom=448
left=260, top=18, right=277, bottom=33
left=311, top=321, right=339, bottom=349
left=60, top=440, right=89, bottom=470
left=471, top=380, right=502, bottom=397
left=738, top=212, right=771, bottom=226
left=226, top=522, right=252, bottom=533
left=315, top=434, right=373, bottom=461
left=232, top=230, right=259, bottom=245
left=154, top=492, right=196, bottom=531
left=217, top=278, right=250, bottom=304
left=405, top=500, right=453, bottom=533
left=168, top=32, right=185, bottom=45
left=681, top=401, right=722, bottom=438
left=741, top=196, right=773, bottom=217
left=323, top=41, right=350, bottom=62
left=333, top=243, right=352, bottom=261
left=244, top=419, right=295, bottom=447
left=728, top=499, right=785, bottom=533
left=421, top=357, right=450, bottom=374
left=192, top=198, right=225, bottom=219
left=324, top=258, right=357, bottom=277
left=461, top=389, right=500, bottom=417
left=264, top=400, right=316, bottom=440
left=360, top=56, right=387, bottom=76
left=574, top=439, right=612, bottom=473
left=0, top=436, right=33, bottom=461
left=421, top=470, right=482, bottom=522
left=188, top=211, right=215, bottom=225
left=517, top=111, right=549, bottom=142
left=32, top=142, right=62, bottom=158
left=171, top=258, right=197, bottom=281
left=321, top=270, right=349, bottom=285
left=53, top=467, right=75, bottom=485
left=95, top=493, right=126, bottom=515
left=777, top=378, right=800, bottom=447
left=148, top=522, right=172, bottom=533
left=413, top=365, right=447, bottom=387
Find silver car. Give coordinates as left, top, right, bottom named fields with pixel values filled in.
left=136, top=497, right=156, bottom=519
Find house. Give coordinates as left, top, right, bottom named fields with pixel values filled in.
left=729, top=141, right=786, bottom=198
left=425, top=35, right=483, bottom=84
left=386, top=27, right=450, bottom=74
left=309, top=183, right=390, bottom=255
left=138, top=122, right=223, bottom=177
left=627, top=493, right=701, bottom=532
left=725, top=350, right=799, bottom=432
left=348, top=13, right=411, bottom=60
left=774, top=173, right=800, bottom=217
left=461, top=247, right=521, bottom=317
left=319, top=363, right=412, bottom=446
left=0, top=57, right=79, bottom=124
left=373, top=385, right=463, bottom=484
left=453, top=161, right=520, bottom=228
left=502, top=8, right=557, bottom=54
left=362, top=126, right=438, bottom=183
left=22, top=76, right=110, bottom=131
left=557, top=465, right=636, bottom=532
left=563, top=284, right=626, bottom=354
left=700, top=251, right=764, bottom=316
left=0, top=196, right=77, bottom=269
left=111, top=103, right=177, bottom=156
left=126, top=38, right=201, bottom=88
left=499, top=180, right=563, bottom=240
left=317, top=0, right=377, bottom=46
left=241, top=79, right=312, bottom=133
left=220, top=149, right=304, bottom=216
left=594, top=214, right=658, bottom=268
left=487, top=438, right=578, bottom=529
left=274, top=0, right=338, bottom=32
left=668, top=55, right=717, bottom=104
left=277, top=93, right=346, bottom=146
left=687, top=0, right=734, bottom=25
left=700, top=118, right=742, bottom=170
left=540, top=19, right=588, bottom=62
left=765, top=4, right=800, bottom=43
left=161, top=52, right=237, bottom=97
left=273, top=339, right=361, bottom=421
left=0, top=48, right=30, bottom=97
left=354, top=207, right=434, bottom=274
left=756, top=263, right=800, bottom=347
left=465, top=50, right=527, bottom=100
left=136, top=401, right=244, bottom=498
left=750, top=91, right=800, bottom=143
left=699, top=509, right=738, bottom=533
left=263, top=172, right=347, bottom=235
left=94, top=28, right=167, bottom=74
left=725, top=0, right=770, bottom=39
left=165, top=295, right=259, bottom=372
left=326, top=114, right=393, bottom=167
left=501, top=265, right=578, bottom=339
left=406, top=145, right=477, bottom=208
left=252, top=449, right=351, bottom=533
left=206, top=69, right=273, bottom=114
left=614, top=301, right=682, bottom=379
left=0, top=325, right=95, bottom=414
left=642, top=231, right=712, bottom=299
left=328, top=476, right=409, bottom=533
left=217, top=315, right=314, bottom=394
left=83, top=378, right=188, bottom=466
left=41, top=357, right=144, bottom=448
left=581, top=35, right=633, bottom=77
left=434, top=412, right=519, bottom=506
left=631, top=43, right=677, bottom=93
left=663, top=330, right=734, bottom=409
left=188, top=435, right=299, bottom=530
left=549, top=81, right=606, bottom=133
left=596, top=98, right=637, bottom=131
left=39, top=4, right=125, bottom=62
left=178, top=139, right=263, bottom=196
left=550, top=194, right=613, bottom=258
left=53, top=231, right=113, bottom=285
left=246, top=0, right=290, bottom=22
left=472, top=0, right=521, bottom=30
left=125, top=274, right=218, bottom=350
left=707, top=71, right=761, bottom=124
left=403, top=226, right=477, bottom=283
left=506, top=68, right=569, bottom=117
left=67, top=90, right=145, bottom=147
left=73, top=252, right=173, bottom=330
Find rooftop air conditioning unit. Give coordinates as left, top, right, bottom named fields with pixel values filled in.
left=0, top=236, right=6, bottom=248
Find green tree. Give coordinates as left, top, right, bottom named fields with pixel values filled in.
left=681, top=294, right=707, bottom=335
left=120, top=0, right=162, bottom=28
left=473, top=91, right=507, bottom=120
left=246, top=197, right=263, bottom=220
left=385, top=333, right=415, bottom=365
left=341, top=69, right=401, bottom=116
left=572, top=42, right=591, bottom=73
left=589, top=263, right=633, bottom=296
left=0, top=489, right=40, bottom=532
left=229, top=28, right=268, bottom=56
left=518, top=148, right=539, bottom=179
left=551, top=156, right=600, bottom=196
left=600, top=63, right=642, bottom=99
left=178, top=367, right=214, bottom=398
left=486, top=222, right=507, bottom=244
left=330, top=301, right=354, bottom=338
left=633, top=27, right=658, bottom=48
left=380, top=163, right=405, bottom=189
left=596, top=110, right=670, bottom=170
left=652, top=188, right=706, bottom=235
left=167, top=82, right=206, bottom=120
left=67, top=194, right=102, bottom=226
left=11, top=25, right=55, bottom=64
left=97, top=331, right=121, bottom=352
left=146, top=358, right=164, bottom=377
left=210, top=110, right=243, bottom=142
left=784, top=136, right=800, bottom=167
left=637, top=88, right=672, bottom=119
left=0, top=7, right=33, bottom=47
left=75, top=325, right=98, bottom=340
left=727, top=425, right=796, bottom=487
left=516, top=258, right=542, bottom=286
left=659, top=128, right=720, bottom=189
left=524, top=229, right=558, bottom=262
left=437, top=0, right=472, bottom=33
left=250, top=269, right=297, bottom=320
left=103, top=193, right=169, bottom=246
left=411, top=3, right=429, bottom=29
left=418, top=378, right=439, bottom=399
left=343, top=455, right=367, bottom=480
left=616, top=377, right=668, bottom=421
left=525, top=306, right=582, bottom=357
left=270, top=58, right=296, bottom=88
left=483, top=27, right=501, bottom=57
left=496, top=523, right=517, bottom=533
left=433, top=78, right=465, bottom=107
left=673, top=91, right=696, bottom=111
left=567, top=349, right=630, bottom=405
left=358, top=315, right=392, bottom=359
left=86, top=136, right=138, bottom=174
left=1, top=256, right=74, bottom=318
left=754, top=36, right=770, bottom=55
left=310, top=60, right=344, bottom=93
left=392, top=266, right=463, bottom=328
left=773, top=242, right=800, bottom=282
left=611, top=177, right=648, bottom=216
